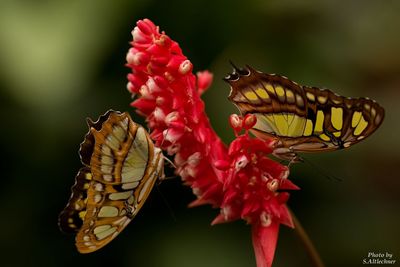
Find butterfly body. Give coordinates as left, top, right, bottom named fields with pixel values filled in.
left=225, top=65, right=384, bottom=162
left=59, top=110, right=164, bottom=253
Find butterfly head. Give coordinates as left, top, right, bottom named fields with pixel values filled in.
left=154, top=147, right=166, bottom=181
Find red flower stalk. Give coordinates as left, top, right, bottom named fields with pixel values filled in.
left=126, top=18, right=300, bottom=267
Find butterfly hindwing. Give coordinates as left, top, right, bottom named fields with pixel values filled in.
left=225, top=65, right=384, bottom=158
left=59, top=110, right=164, bottom=253
left=59, top=167, right=92, bottom=233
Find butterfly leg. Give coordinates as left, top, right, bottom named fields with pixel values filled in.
left=273, top=147, right=303, bottom=165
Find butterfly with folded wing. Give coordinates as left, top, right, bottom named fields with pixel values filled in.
left=59, top=110, right=164, bottom=253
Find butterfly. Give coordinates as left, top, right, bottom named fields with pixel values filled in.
left=225, top=65, right=385, bottom=162
left=58, top=110, right=164, bottom=253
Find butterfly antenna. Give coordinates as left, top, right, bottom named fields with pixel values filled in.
left=160, top=128, right=170, bottom=148
left=228, top=60, right=250, bottom=76
left=163, top=175, right=179, bottom=181
left=163, top=156, right=177, bottom=169
left=156, top=186, right=177, bottom=222
left=229, top=60, right=240, bottom=71
left=301, top=156, right=343, bottom=182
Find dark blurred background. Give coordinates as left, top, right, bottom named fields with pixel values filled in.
left=0, top=0, right=399, bottom=266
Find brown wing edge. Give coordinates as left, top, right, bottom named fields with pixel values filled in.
left=79, top=110, right=123, bottom=165
left=58, top=167, right=91, bottom=233
left=225, top=64, right=307, bottom=116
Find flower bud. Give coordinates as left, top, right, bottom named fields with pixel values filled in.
left=267, top=179, right=279, bottom=192
left=235, top=154, right=249, bottom=170
left=137, top=19, right=156, bottom=35
left=179, top=60, right=192, bottom=75
left=260, top=212, right=272, bottom=227
left=197, top=70, right=213, bottom=95
left=243, top=114, right=257, bottom=129
left=229, top=114, right=243, bottom=132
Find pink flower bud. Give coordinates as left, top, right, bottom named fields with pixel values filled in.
left=235, top=154, right=249, bottom=170
left=214, top=160, right=230, bottom=170
left=163, top=127, right=184, bottom=143
left=152, top=55, right=170, bottom=66
left=179, top=60, right=192, bottom=75
left=243, top=114, right=257, bottom=129
left=127, top=73, right=144, bottom=93
left=153, top=107, right=166, bottom=122
left=126, top=82, right=135, bottom=94
left=267, top=179, right=279, bottom=192
left=146, top=77, right=162, bottom=93
left=139, top=85, right=153, bottom=99
left=165, top=111, right=180, bottom=125
left=137, top=19, right=156, bottom=35
left=126, top=48, right=136, bottom=64
left=197, top=70, right=213, bottom=95
left=260, top=212, right=272, bottom=227
left=155, top=34, right=172, bottom=48
left=153, top=75, right=168, bottom=88
left=166, top=55, right=186, bottom=73
left=133, top=52, right=150, bottom=66
left=132, top=27, right=150, bottom=44
left=187, top=152, right=202, bottom=166
left=229, top=114, right=243, bottom=132
left=146, top=43, right=164, bottom=55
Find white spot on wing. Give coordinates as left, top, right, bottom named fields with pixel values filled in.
left=98, top=206, right=119, bottom=217
left=122, top=181, right=139, bottom=189
left=109, top=191, right=133, bottom=200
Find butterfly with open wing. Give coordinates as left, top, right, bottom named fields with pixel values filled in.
left=58, top=110, right=164, bottom=253
left=225, top=65, right=384, bottom=162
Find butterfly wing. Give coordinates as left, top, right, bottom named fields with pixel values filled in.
left=226, top=65, right=384, bottom=154
left=58, top=167, right=93, bottom=233
left=59, top=110, right=164, bottom=253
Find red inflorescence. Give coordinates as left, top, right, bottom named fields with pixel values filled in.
left=126, top=18, right=300, bottom=267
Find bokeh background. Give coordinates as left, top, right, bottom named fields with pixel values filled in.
left=0, top=0, right=399, bottom=266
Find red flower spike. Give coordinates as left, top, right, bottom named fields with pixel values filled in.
left=126, top=19, right=300, bottom=267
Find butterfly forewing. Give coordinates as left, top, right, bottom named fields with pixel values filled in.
left=225, top=65, right=384, bottom=157
left=59, top=110, right=164, bottom=253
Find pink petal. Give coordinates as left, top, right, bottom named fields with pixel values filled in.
left=131, top=98, right=155, bottom=114
left=280, top=179, right=300, bottom=190
left=279, top=205, right=294, bottom=228
left=211, top=213, right=227, bottom=225
left=252, top=222, right=280, bottom=267
left=188, top=198, right=210, bottom=208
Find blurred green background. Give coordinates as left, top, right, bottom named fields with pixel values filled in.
left=0, top=0, right=399, bottom=266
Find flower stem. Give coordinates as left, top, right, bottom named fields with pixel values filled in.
left=289, top=208, right=325, bottom=267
